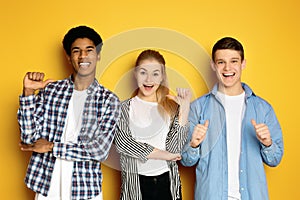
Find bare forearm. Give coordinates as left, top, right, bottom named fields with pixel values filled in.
left=23, top=88, right=35, bottom=96
left=147, top=148, right=181, bottom=161
left=19, top=138, right=53, bottom=153
left=178, top=107, right=189, bottom=125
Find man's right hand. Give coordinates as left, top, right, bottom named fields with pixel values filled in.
left=190, top=120, right=209, bottom=148
left=23, top=72, right=54, bottom=96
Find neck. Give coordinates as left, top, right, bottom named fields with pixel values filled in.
left=136, top=93, right=157, bottom=102
left=72, top=74, right=94, bottom=91
left=218, top=83, right=244, bottom=96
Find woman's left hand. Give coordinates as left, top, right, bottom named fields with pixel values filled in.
left=167, top=88, right=191, bottom=108
left=167, top=88, right=191, bottom=125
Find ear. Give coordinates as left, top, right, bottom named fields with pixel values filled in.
left=210, top=60, right=216, bottom=71
left=66, top=54, right=72, bottom=64
left=241, top=59, right=246, bottom=70
left=97, top=53, right=101, bottom=61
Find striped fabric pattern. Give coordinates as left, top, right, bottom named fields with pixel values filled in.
left=114, top=99, right=188, bottom=200
left=18, top=76, right=120, bottom=200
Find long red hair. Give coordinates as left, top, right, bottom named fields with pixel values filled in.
left=133, top=49, right=178, bottom=118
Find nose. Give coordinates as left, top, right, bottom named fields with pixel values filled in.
left=146, top=74, right=153, bottom=82
left=223, top=62, right=230, bottom=70
left=79, top=50, right=88, bottom=58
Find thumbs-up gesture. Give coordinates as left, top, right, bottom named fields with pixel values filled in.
left=251, top=119, right=272, bottom=147
left=190, top=120, right=209, bottom=148
left=23, top=72, right=55, bottom=96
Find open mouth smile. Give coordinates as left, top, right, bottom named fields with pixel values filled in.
left=143, top=84, right=154, bottom=90
left=222, top=72, right=235, bottom=77
left=79, top=62, right=91, bottom=67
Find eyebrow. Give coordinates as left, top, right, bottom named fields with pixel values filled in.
left=215, top=59, right=224, bottom=62
left=153, top=69, right=161, bottom=72
left=139, top=67, right=161, bottom=72
left=71, top=46, right=95, bottom=51
left=215, top=57, right=240, bottom=61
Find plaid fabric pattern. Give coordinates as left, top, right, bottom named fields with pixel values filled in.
left=18, top=76, right=120, bottom=199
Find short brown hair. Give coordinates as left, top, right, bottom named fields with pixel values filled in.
left=212, top=37, right=244, bottom=61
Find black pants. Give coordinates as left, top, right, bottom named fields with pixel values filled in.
left=139, top=172, right=181, bottom=200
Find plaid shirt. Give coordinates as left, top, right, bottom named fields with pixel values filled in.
left=18, top=76, right=120, bottom=200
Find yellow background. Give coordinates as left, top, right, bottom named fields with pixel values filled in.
left=0, top=0, right=299, bottom=199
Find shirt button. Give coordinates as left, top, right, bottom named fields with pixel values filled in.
left=240, top=170, right=243, bottom=173
left=241, top=188, right=244, bottom=191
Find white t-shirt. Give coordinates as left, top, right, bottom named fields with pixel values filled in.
left=129, top=96, right=170, bottom=176
left=217, top=91, right=245, bottom=200
left=36, top=90, right=102, bottom=200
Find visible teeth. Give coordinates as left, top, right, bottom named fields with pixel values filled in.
left=79, top=62, right=90, bottom=66
left=144, top=85, right=153, bottom=87
left=223, top=73, right=234, bottom=77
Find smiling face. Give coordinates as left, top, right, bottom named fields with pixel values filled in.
left=135, top=59, right=164, bottom=102
left=67, top=38, right=100, bottom=79
left=211, top=49, right=246, bottom=95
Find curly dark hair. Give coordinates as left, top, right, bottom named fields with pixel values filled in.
left=62, top=25, right=103, bottom=56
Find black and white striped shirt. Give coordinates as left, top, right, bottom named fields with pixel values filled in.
left=114, top=98, right=188, bottom=200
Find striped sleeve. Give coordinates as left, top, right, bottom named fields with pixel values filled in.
left=166, top=111, right=189, bottom=153
left=114, top=100, right=155, bottom=162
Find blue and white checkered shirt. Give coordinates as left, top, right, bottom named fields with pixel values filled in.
left=18, top=76, right=120, bottom=200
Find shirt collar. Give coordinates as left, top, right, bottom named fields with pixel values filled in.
left=211, top=82, right=255, bottom=99
left=67, top=75, right=101, bottom=95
